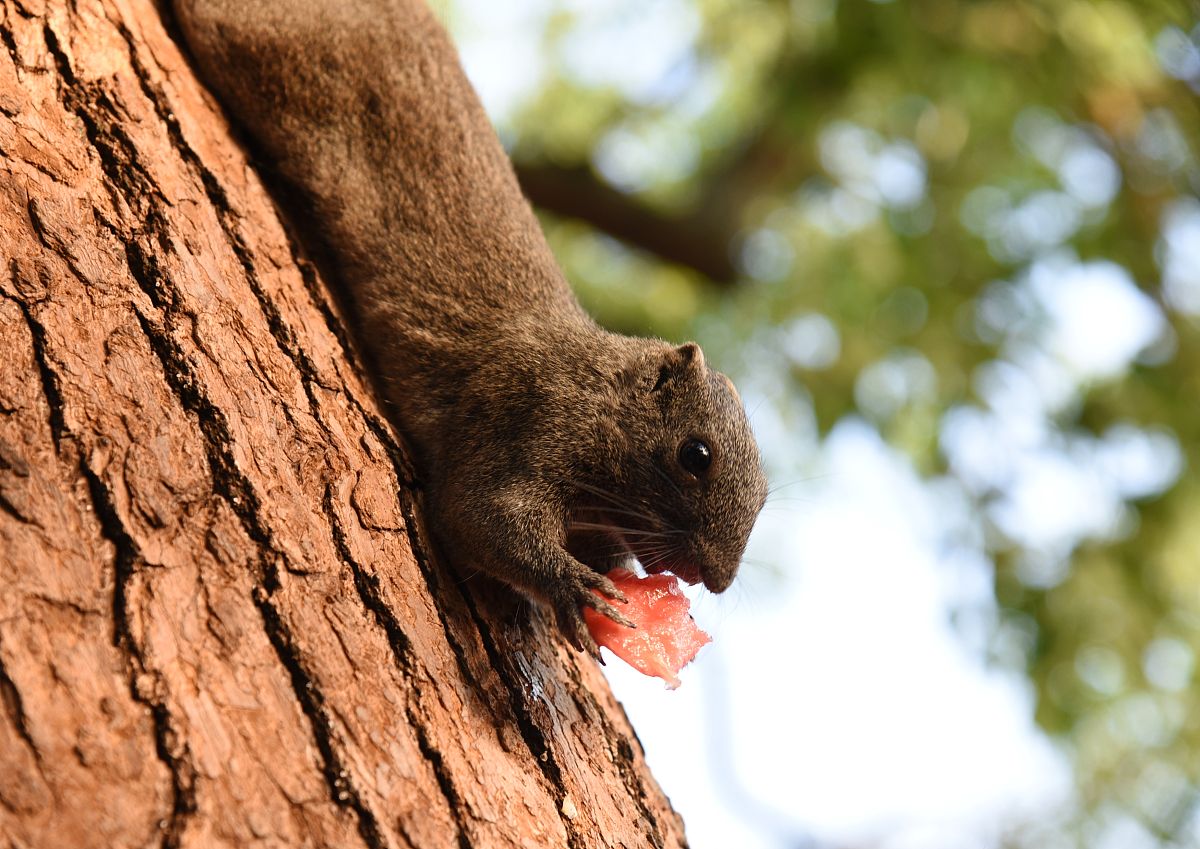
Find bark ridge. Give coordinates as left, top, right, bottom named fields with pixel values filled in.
left=0, top=2, right=688, bottom=847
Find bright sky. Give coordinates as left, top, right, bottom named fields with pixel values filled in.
left=440, top=3, right=1194, bottom=846
left=603, top=419, right=1073, bottom=849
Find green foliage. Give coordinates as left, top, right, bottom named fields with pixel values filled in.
left=445, top=0, right=1200, bottom=842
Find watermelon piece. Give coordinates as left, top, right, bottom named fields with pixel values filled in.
left=583, top=568, right=712, bottom=689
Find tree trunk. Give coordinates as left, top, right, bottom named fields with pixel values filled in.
left=0, top=2, right=688, bottom=847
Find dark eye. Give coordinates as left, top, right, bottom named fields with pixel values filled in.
left=678, top=438, right=712, bottom=477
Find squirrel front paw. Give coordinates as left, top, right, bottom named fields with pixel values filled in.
left=553, top=562, right=636, bottom=661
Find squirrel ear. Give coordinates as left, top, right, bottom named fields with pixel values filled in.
left=673, top=342, right=705, bottom=370
left=650, top=342, right=707, bottom=393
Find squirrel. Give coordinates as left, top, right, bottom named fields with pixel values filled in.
left=171, top=0, right=768, bottom=658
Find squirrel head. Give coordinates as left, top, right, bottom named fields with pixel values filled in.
left=588, top=340, right=768, bottom=593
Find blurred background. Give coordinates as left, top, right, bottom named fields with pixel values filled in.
left=431, top=1, right=1200, bottom=846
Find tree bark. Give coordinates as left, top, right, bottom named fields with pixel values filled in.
left=0, top=2, right=688, bottom=848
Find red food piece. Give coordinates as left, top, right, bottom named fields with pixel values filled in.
left=583, top=568, right=712, bottom=688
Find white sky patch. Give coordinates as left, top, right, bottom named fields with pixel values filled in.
left=975, top=356, right=1071, bottom=429
left=449, top=0, right=550, bottom=123
left=604, top=420, right=1071, bottom=849
left=818, top=122, right=928, bottom=211
left=874, top=142, right=928, bottom=208
left=556, top=0, right=701, bottom=104
left=1143, top=637, right=1195, bottom=693
left=800, top=183, right=881, bottom=235
left=1155, top=25, right=1200, bottom=82
left=988, top=448, right=1126, bottom=553
left=942, top=400, right=1182, bottom=557
left=1014, top=107, right=1121, bottom=211
left=593, top=122, right=702, bottom=191
left=1160, top=197, right=1200, bottom=314
left=941, top=402, right=1039, bottom=495
left=1094, top=424, right=1185, bottom=500
left=1001, top=192, right=1083, bottom=260
left=782, top=312, right=841, bottom=370
left=1026, top=256, right=1166, bottom=382
left=1058, top=144, right=1121, bottom=209
left=855, top=350, right=938, bottom=420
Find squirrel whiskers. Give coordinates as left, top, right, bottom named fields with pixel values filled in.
left=173, top=0, right=768, bottom=657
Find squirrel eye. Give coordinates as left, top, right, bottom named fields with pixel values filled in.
left=678, top=438, right=712, bottom=477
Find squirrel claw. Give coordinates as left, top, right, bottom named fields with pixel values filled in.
left=582, top=594, right=636, bottom=630
left=576, top=567, right=628, bottom=605
left=563, top=563, right=636, bottom=629
left=554, top=564, right=633, bottom=659
left=600, top=581, right=628, bottom=604
left=597, top=579, right=628, bottom=605
left=557, top=605, right=603, bottom=661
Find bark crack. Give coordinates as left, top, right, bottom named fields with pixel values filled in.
left=411, top=725, right=473, bottom=849
left=0, top=643, right=46, bottom=781
left=565, top=662, right=670, bottom=849
left=0, top=17, right=43, bottom=76
left=128, top=298, right=387, bottom=849
left=254, top=586, right=388, bottom=849
left=42, top=24, right=164, bottom=222
left=4, top=261, right=197, bottom=845
left=348, top=393, right=418, bottom=487
left=0, top=489, right=34, bottom=524
left=448, top=571, right=590, bottom=849
left=43, top=22, right=384, bottom=849
left=79, top=456, right=199, bottom=849
left=0, top=20, right=17, bottom=66
left=324, top=486, right=416, bottom=670
left=115, top=19, right=332, bottom=422
left=167, top=8, right=419, bottom=498
left=380, top=498, right=601, bottom=843
left=6, top=294, right=67, bottom=453
left=291, top=249, right=362, bottom=379
left=324, top=485, right=472, bottom=849
left=394, top=491, right=495, bottom=707
left=26, top=197, right=96, bottom=284
left=0, top=138, right=68, bottom=181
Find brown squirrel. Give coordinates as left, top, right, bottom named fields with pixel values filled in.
left=172, top=0, right=768, bottom=657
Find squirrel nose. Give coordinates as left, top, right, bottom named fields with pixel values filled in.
left=701, top=564, right=736, bottom=593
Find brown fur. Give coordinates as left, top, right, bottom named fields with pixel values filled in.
left=172, top=0, right=767, bottom=656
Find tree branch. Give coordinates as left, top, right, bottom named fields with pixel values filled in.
left=515, top=161, right=740, bottom=284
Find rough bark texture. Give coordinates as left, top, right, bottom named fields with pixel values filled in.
left=0, top=2, right=689, bottom=848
